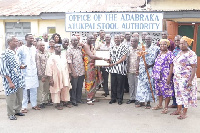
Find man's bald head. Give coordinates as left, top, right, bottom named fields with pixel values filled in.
left=37, top=41, right=45, bottom=52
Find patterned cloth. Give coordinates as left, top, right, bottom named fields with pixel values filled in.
left=127, top=47, right=140, bottom=74
left=35, top=49, right=48, bottom=78
left=66, top=45, right=85, bottom=76
left=109, top=43, right=128, bottom=75
left=0, top=49, right=25, bottom=96
left=82, top=48, right=103, bottom=100
left=173, top=50, right=197, bottom=108
left=173, top=46, right=181, bottom=57
left=136, top=45, right=160, bottom=102
left=153, top=51, right=174, bottom=98
left=17, top=45, right=39, bottom=89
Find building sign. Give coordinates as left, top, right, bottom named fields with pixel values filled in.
left=65, top=12, right=163, bottom=32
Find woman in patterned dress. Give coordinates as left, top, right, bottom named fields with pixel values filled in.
left=82, top=34, right=107, bottom=105
left=172, top=36, right=197, bottom=119
left=152, top=39, right=174, bottom=114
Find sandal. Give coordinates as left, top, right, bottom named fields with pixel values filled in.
left=170, top=110, right=181, bottom=115
left=32, top=106, right=41, bottom=110
left=152, top=105, right=163, bottom=110
left=145, top=102, right=151, bottom=109
left=21, top=108, right=28, bottom=113
left=161, top=108, right=168, bottom=114
left=177, top=114, right=187, bottom=120
left=55, top=105, right=63, bottom=110
left=135, top=102, right=145, bottom=108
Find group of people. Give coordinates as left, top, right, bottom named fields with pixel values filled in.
left=0, top=30, right=197, bottom=121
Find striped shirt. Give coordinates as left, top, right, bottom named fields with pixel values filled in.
left=0, top=49, right=24, bottom=96
left=109, top=43, right=128, bottom=75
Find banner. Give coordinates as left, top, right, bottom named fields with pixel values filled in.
left=65, top=12, right=163, bottom=32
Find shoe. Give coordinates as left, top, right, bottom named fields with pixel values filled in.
left=77, top=100, right=84, bottom=104
left=45, top=102, right=53, bottom=106
left=9, top=115, right=17, bottom=120
left=126, top=100, right=136, bottom=104
left=118, top=101, right=122, bottom=105
left=109, top=100, right=116, bottom=104
left=101, top=93, right=107, bottom=97
left=72, top=102, right=78, bottom=106
left=21, top=108, right=28, bottom=113
left=32, top=106, right=41, bottom=110
left=15, top=113, right=25, bottom=116
left=38, top=104, right=45, bottom=108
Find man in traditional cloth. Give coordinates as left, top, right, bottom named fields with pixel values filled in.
left=17, top=34, right=40, bottom=113
left=120, top=34, right=125, bottom=43
left=36, top=41, right=49, bottom=108
left=0, top=36, right=25, bottom=120
left=46, top=44, right=71, bottom=110
left=141, top=32, right=148, bottom=45
left=67, top=36, right=85, bottom=106
left=135, top=35, right=160, bottom=109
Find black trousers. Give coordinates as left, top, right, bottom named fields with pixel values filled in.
left=70, top=75, right=85, bottom=103
left=124, top=75, right=129, bottom=92
left=111, top=73, right=125, bottom=102
left=100, top=67, right=109, bottom=94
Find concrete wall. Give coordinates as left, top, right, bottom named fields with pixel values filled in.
left=0, top=19, right=72, bottom=52
left=150, top=0, right=200, bottom=11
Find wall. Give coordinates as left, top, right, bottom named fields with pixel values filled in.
left=150, top=0, right=200, bottom=11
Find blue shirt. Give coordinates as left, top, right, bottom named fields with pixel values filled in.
left=173, top=46, right=181, bottom=57
left=0, top=49, right=24, bottom=96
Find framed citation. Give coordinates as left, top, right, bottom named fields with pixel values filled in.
left=95, top=50, right=110, bottom=66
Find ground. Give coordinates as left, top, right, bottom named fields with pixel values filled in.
left=0, top=97, right=200, bottom=133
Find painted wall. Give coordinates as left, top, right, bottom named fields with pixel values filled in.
left=150, top=0, right=200, bottom=11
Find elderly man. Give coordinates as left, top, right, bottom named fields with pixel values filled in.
left=46, top=44, right=71, bottom=110
left=0, top=36, right=25, bottom=120
left=67, top=36, right=85, bottom=106
left=120, top=34, right=125, bottom=43
left=157, top=31, right=175, bottom=51
left=36, top=41, right=49, bottom=108
left=126, top=37, right=140, bottom=104
left=109, top=34, right=128, bottom=105
left=99, top=34, right=113, bottom=97
left=17, top=34, right=40, bottom=113
left=135, top=35, right=160, bottom=109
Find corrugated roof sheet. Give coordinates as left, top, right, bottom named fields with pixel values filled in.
left=0, top=0, right=145, bottom=16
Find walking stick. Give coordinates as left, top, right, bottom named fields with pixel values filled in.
left=137, top=45, right=155, bottom=102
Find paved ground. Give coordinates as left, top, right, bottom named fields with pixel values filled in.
left=0, top=96, right=200, bottom=133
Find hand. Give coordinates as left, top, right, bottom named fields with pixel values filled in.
left=135, top=71, right=139, bottom=76
left=20, top=65, right=27, bottom=69
left=109, top=64, right=115, bottom=67
left=166, top=78, right=170, bottom=85
left=49, top=78, right=54, bottom=86
left=187, top=80, right=192, bottom=88
left=41, top=77, right=46, bottom=82
left=104, top=58, right=109, bottom=61
left=9, top=82, right=15, bottom=89
left=72, top=72, right=78, bottom=78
